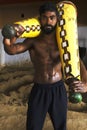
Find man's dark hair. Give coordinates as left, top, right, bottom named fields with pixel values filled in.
left=39, top=2, right=59, bottom=17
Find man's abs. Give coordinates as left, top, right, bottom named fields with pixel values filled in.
left=34, top=66, right=62, bottom=84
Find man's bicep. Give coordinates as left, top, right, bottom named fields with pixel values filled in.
left=11, top=38, right=32, bottom=54
left=3, top=38, right=28, bottom=55
left=14, top=39, right=31, bottom=54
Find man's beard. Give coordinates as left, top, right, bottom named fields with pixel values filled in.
left=41, top=24, right=57, bottom=34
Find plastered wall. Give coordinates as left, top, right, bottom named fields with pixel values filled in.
left=0, top=2, right=43, bottom=28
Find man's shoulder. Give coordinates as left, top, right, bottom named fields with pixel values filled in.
left=23, top=37, right=40, bottom=47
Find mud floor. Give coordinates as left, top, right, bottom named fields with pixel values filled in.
left=0, top=62, right=87, bottom=130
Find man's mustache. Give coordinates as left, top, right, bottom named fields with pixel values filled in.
left=44, top=25, right=53, bottom=28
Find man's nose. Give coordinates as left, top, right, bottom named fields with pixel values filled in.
left=46, top=17, right=52, bottom=24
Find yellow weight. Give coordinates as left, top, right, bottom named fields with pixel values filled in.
left=56, top=1, right=80, bottom=81
left=14, top=18, right=41, bottom=38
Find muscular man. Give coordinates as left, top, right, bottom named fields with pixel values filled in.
left=2, top=2, right=87, bottom=130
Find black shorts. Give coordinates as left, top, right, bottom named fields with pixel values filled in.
left=26, top=80, right=67, bottom=130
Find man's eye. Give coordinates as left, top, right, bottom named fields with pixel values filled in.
left=50, top=16, right=56, bottom=20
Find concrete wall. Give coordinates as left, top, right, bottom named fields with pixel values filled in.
left=0, top=2, right=43, bottom=28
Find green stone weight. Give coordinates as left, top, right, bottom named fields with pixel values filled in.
left=69, top=92, right=82, bottom=103
left=2, top=24, right=16, bottom=39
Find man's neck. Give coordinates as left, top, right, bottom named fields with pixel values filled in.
left=41, top=31, right=56, bottom=41
left=41, top=33, right=56, bottom=45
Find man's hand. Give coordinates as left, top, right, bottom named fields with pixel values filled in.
left=71, top=80, right=87, bottom=93
left=14, top=24, right=25, bottom=37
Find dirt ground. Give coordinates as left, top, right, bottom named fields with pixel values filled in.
left=0, top=62, right=87, bottom=130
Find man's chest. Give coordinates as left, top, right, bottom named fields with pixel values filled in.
left=34, top=43, right=59, bottom=60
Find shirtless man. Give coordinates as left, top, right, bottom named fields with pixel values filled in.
left=2, top=2, right=87, bottom=130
